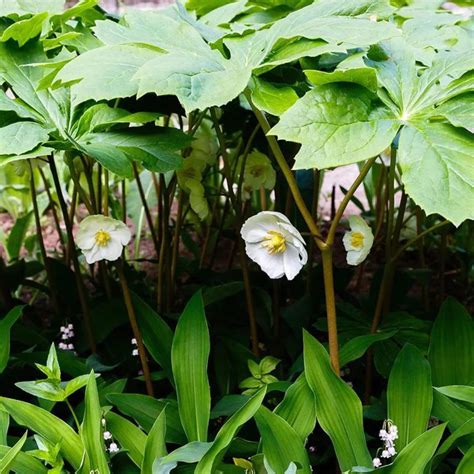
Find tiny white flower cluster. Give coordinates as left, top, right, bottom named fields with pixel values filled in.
left=58, top=324, right=75, bottom=351
left=102, top=418, right=119, bottom=454
left=131, top=338, right=138, bottom=357
left=373, top=420, right=398, bottom=468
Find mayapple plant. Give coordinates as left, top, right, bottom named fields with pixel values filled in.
left=0, top=0, right=472, bottom=473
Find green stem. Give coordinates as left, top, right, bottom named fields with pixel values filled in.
left=65, top=398, right=81, bottom=431
left=244, top=90, right=323, bottom=245
left=321, top=248, right=340, bottom=374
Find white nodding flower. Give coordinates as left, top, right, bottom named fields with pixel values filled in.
left=76, top=215, right=131, bottom=265
left=241, top=211, right=307, bottom=280
left=132, top=349, right=139, bottom=356
left=373, top=458, right=382, bottom=468
left=343, top=215, right=374, bottom=266
left=108, top=442, right=119, bottom=453
left=103, top=431, right=112, bottom=440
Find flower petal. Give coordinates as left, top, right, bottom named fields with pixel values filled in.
left=283, top=244, right=304, bottom=280
left=245, top=242, right=285, bottom=279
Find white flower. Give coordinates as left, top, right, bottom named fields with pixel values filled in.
left=103, top=431, right=112, bottom=440
left=373, top=458, right=382, bottom=468
left=131, top=338, right=137, bottom=345
left=108, top=442, right=119, bottom=453
left=241, top=211, right=307, bottom=280
left=76, top=215, right=131, bottom=264
left=342, top=215, right=374, bottom=265
left=381, top=449, right=391, bottom=458
left=132, top=349, right=139, bottom=356
left=387, top=446, right=396, bottom=456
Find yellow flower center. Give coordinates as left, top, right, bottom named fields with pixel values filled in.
left=95, top=229, right=111, bottom=247
left=261, top=230, right=287, bottom=254
left=350, top=231, right=364, bottom=249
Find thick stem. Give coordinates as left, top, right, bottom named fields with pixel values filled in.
left=245, top=90, right=323, bottom=245
left=321, top=248, right=340, bottom=374
left=48, top=156, right=96, bottom=353
left=117, top=262, right=154, bottom=396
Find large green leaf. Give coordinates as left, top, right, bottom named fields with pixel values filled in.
left=270, top=84, right=400, bottom=169
left=265, top=0, right=397, bottom=49
left=106, top=393, right=185, bottom=444
left=0, top=42, right=70, bottom=133
left=171, top=291, right=211, bottom=442
left=0, top=306, right=23, bottom=373
left=0, top=13, right=48, bottom=47
left=303, top=330, right=371, bottom=471
left=0, top=122, right=49, bottom=156
left=384, top=424, right=445, bottom=474
left=142, top=409, right=167, bottom=474
left=387, top=344, right=433, bottom=450
left=196, top=388, right=266, bottom=473
left=428, top=297, right=474, bottom=386
left=434, top=93, right=474, bottom=130
left=54, top=44, right=156, bottom=106
left=0, top=0, right=64, bottom=16
left=274, top=374, right=316, bottom=441
left=398, top=122, right=474, bottom=226
left=81, top=372, right=109, bottom=474
left=0, top=398, right=85, bottom=470
left=105, top=412, right=146, bottom=468
left=254, top=406, right=311, bottom=473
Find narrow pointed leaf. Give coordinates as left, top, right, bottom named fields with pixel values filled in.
left=303, top=330, right=371, bottom=471
left=387, top=344, right=433, bottom=450
left=172, top=291, right=211, bottom=442
left=255, top=406, right=311, bottom=474
left=81, top=372, right=109, bottom=474
left=196, top=388, right=267, bottom=473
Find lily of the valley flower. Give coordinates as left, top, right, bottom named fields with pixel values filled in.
left=241, top=211, right=307, bottom=280
left=343, top=215, right=374, bottom=266
left=76, top=215, right=131, bottom=264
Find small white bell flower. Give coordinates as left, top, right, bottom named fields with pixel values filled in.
left=373, top=458, right=382, bottom=468
left=108, top=442, right=119, bottom=453
left=342, top=215, right=374, bottom=266
left=76, top=215, right=131, bottom=264
left=103, top=431, right=112, bottom=440
left=241, top=211, right=307, bottom=280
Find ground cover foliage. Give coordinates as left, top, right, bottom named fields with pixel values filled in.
left=0, top=0, right=473, bottom=473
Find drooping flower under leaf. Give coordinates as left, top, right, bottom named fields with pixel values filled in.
left=342, top=215, right=374, bottom=266
left=241, top=211, right=307, bottom=280
left=76, top=215, right=131, bottom=264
